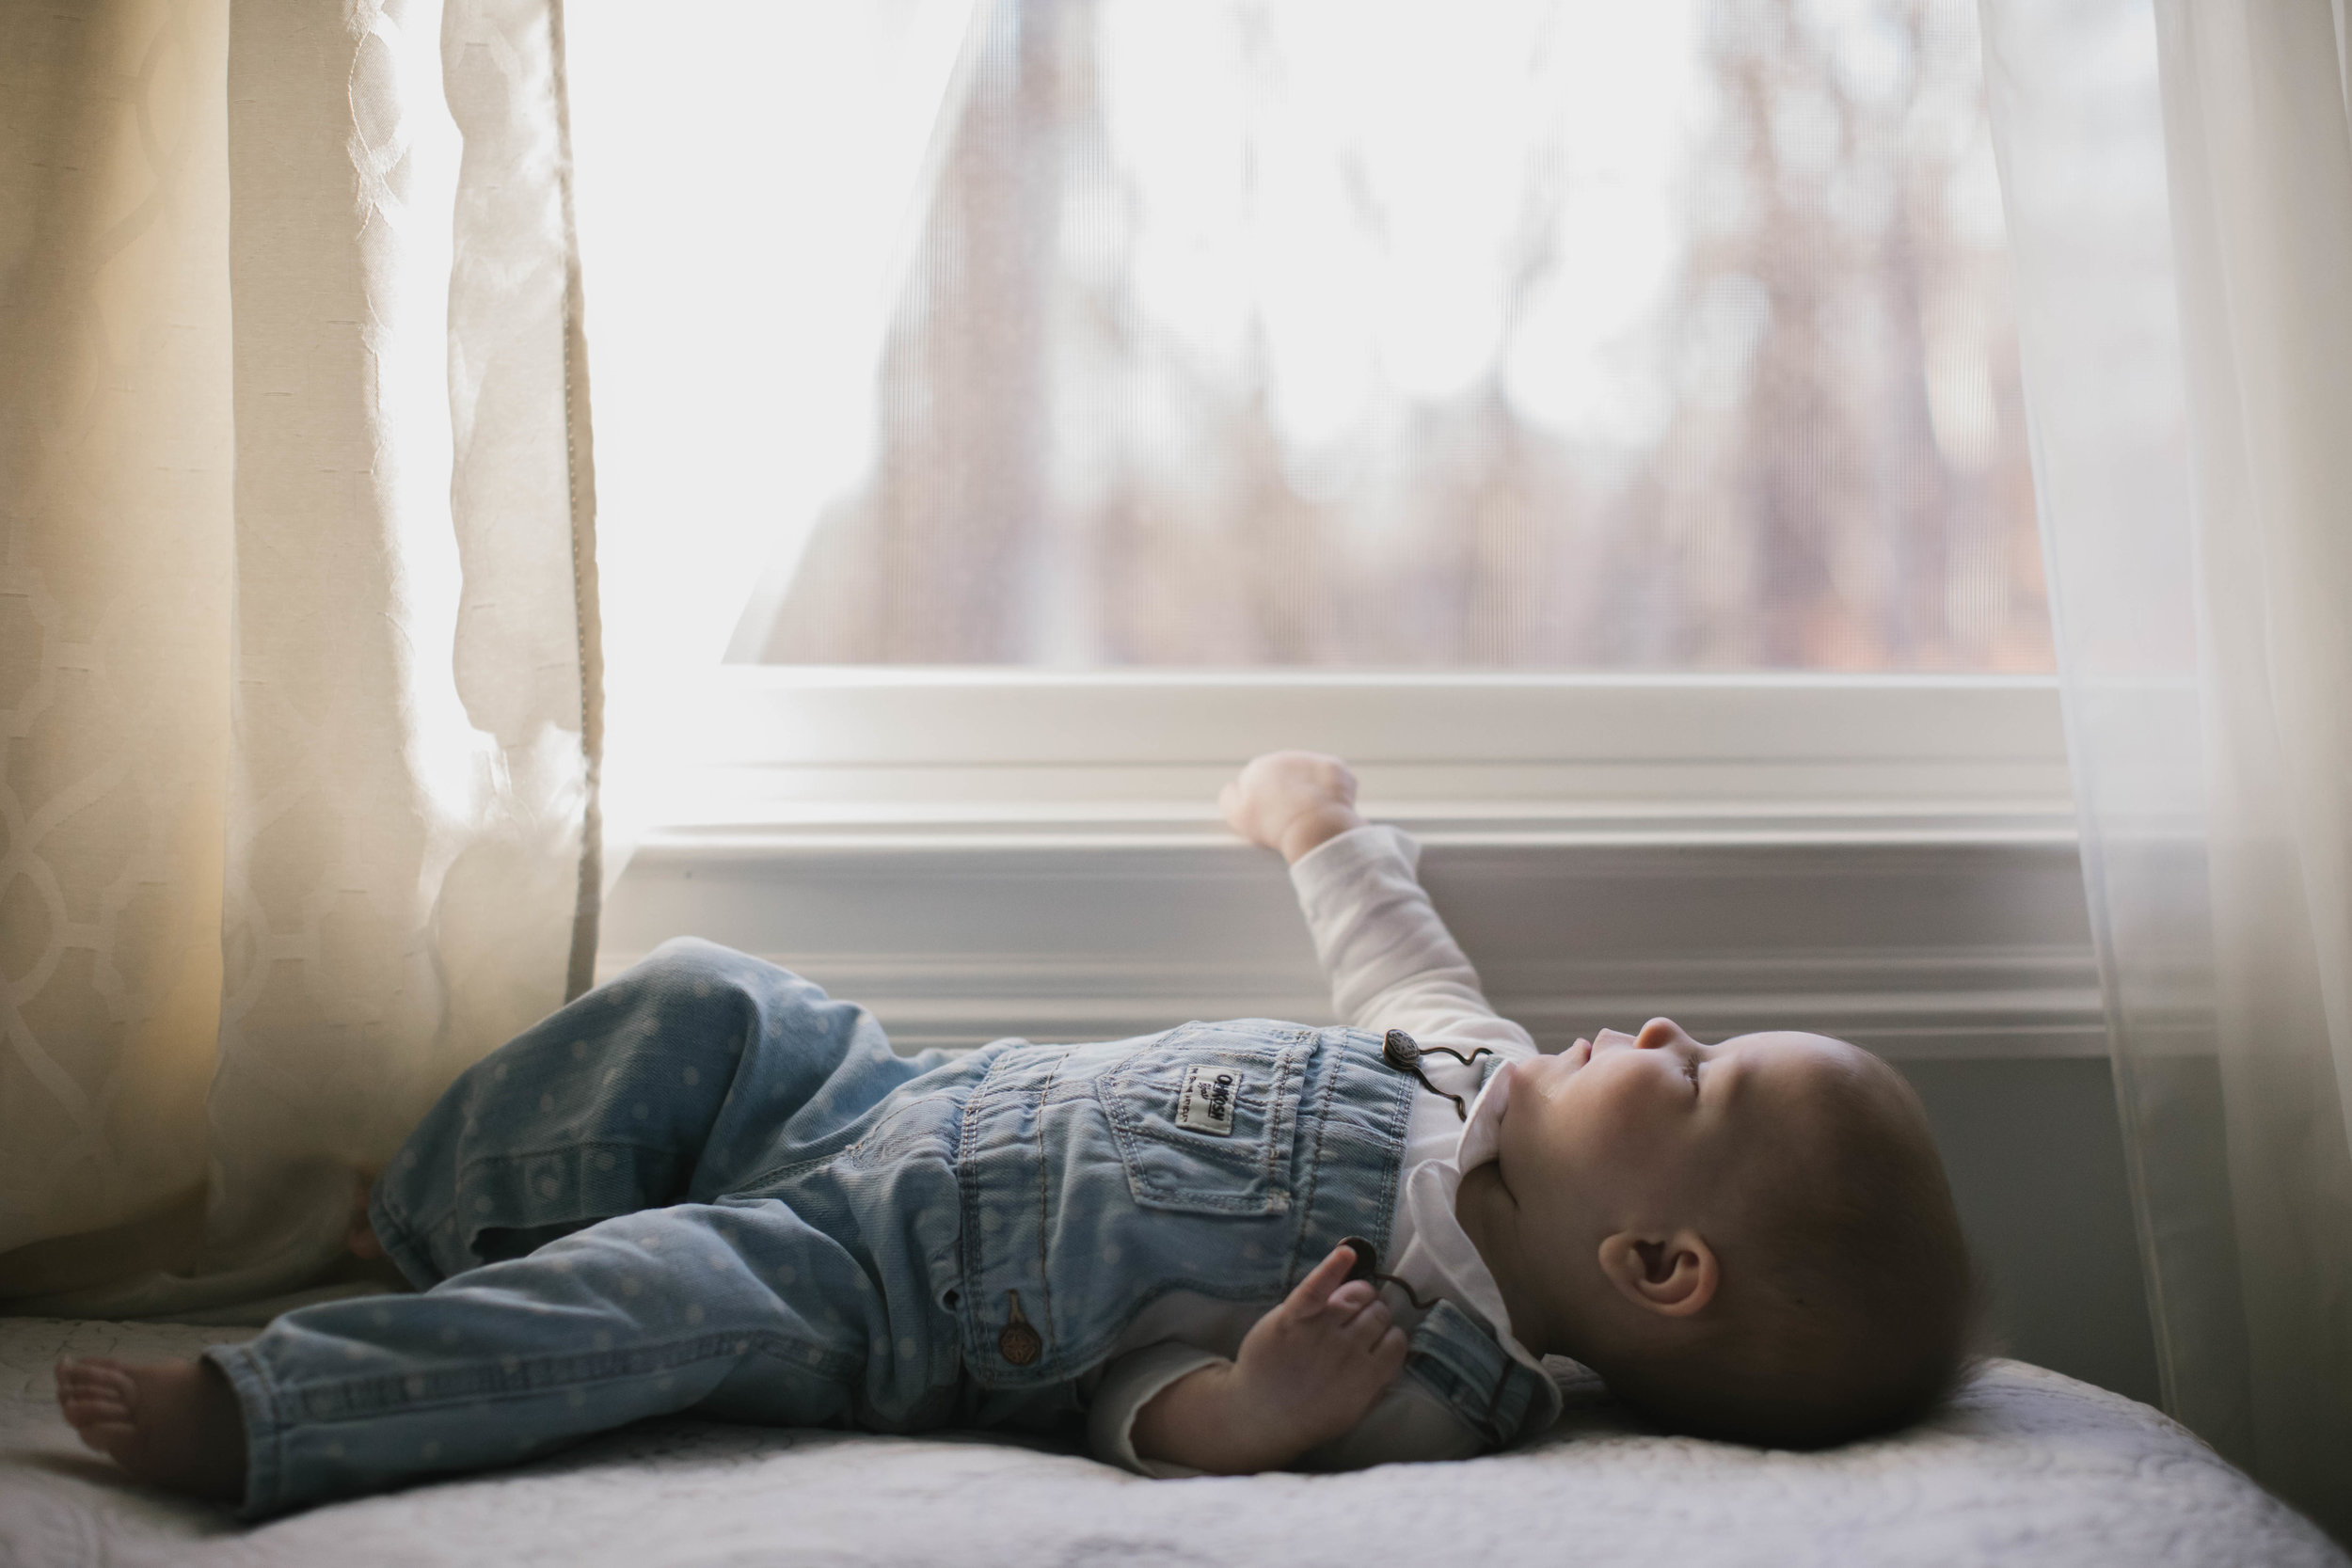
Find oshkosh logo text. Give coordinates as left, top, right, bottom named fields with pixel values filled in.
left=1174, top=1064, right=1241, bottom=1136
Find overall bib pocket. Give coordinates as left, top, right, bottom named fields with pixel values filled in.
left=955, top=1025, right=1398, bottom=1386
left=1097, top=1023, right=1313, bottom=1215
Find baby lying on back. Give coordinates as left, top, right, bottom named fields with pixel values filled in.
left=59, top=752, right=1974, bottom=1515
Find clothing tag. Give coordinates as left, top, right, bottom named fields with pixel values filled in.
left=1174, top=1064, right=1241, bottom=1135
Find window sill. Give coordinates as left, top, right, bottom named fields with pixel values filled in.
left=600, top=671, right=2096, bottom=1061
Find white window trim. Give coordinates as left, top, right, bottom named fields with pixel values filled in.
left=600, top=671, right=2096, bottom=1062
left=650, top=668, right=2076, bottom=842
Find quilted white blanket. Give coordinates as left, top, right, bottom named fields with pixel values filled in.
left=2, top=1317, right=2341, bottom=1568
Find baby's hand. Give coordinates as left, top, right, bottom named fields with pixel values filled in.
left=1226, top=1243, right=1408, bottom=1448
left=1129, top=1243, right=1407, bottom=1473
left=1219, top=751, right=1365, bottom=863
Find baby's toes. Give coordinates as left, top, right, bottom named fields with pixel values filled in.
left=56, top=1358, right=108, bottom=1398
left=57, top=1359, right=133, bottom=1410
left=56, top=1360, right=140, bottom=1449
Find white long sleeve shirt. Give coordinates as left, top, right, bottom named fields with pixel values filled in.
left=1085, top=824, right=1546, bottom=1474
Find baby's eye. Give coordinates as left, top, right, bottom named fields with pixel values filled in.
left=1684, top=1055, right=1702, bottom=1090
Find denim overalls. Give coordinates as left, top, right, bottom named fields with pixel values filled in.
left=210, top=939, right=1559, bottom=1517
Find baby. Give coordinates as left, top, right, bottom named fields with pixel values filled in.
left=57, top=752, right=1974, bottom=1515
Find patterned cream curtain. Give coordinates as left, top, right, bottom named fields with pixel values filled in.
left=0, top=0, right=599, bottom=1314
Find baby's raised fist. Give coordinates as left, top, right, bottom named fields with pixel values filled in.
left=1219, top=752, right=1365, bottom=864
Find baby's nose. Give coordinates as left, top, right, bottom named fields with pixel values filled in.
left=1632, top=1017, right=1688, bottom=1052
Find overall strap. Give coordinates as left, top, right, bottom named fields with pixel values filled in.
left=1401, top=1299, right=1564, bottom=1449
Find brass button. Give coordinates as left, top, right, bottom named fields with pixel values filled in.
left=996, top=1289, right=1041, bottom=1366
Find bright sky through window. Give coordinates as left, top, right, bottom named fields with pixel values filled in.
left=569, top=0, right=2053, bottom=673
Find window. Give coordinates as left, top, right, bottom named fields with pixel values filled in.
left=571, top=0, right=2046, bottom=673
left=566, top=2, right=2092, bottom=1061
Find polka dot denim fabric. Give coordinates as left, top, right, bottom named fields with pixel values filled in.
left=208, top=939, right=1436, bottom=1519
left=364, top=939, right=956, bottom=1285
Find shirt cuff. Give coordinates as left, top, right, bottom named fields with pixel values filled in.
left=1086, top=1341, right=1228, bottom=1478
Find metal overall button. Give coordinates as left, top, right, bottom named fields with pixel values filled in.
left=996, top=1289, right=1041, bottom=1366
left=1381, top=1029, right=1498, bottom=1122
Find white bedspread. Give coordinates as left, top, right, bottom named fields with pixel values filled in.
left=2, top=1316, right=2341, bottom=1568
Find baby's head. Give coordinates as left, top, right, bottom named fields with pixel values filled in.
left=1483, top=1020, right=1973, bottom=1447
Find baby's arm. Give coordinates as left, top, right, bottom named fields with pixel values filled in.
left=1224, top=751, right=1534, bottom=1057
left=1101, top=754, right=1518, bottom=1479
left=1128, top=1243, right=1406, bottom=1473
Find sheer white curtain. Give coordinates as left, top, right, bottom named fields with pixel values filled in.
left=1982, top=0, right=2352, bottom=1535
left=0, top=0, right=597, bottom=1313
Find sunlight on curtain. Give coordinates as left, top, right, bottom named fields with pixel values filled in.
left=0, top=0, right=598, bottom=1313
left=1982, top=0, right=2352, bottom=1534
left=0, top=0, right=235, bottom=1291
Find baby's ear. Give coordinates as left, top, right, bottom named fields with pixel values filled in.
left=1597, top=1229, right=1719, bottom=1318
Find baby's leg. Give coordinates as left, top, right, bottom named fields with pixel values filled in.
left=183, top=1200, right=892, bottom=1517
left=373, top=939, right=930, bottom=1287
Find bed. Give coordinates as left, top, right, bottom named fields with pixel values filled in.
left=2, top=1316, right=2341, bottom=1567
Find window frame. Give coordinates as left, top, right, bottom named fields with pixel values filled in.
left=651, top=667, right=2075, bottom=845
left=600, top=672, right=2096, bottom=1064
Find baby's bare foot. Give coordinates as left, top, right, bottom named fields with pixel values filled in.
left=55, top=1356, right=246, bottom=1501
